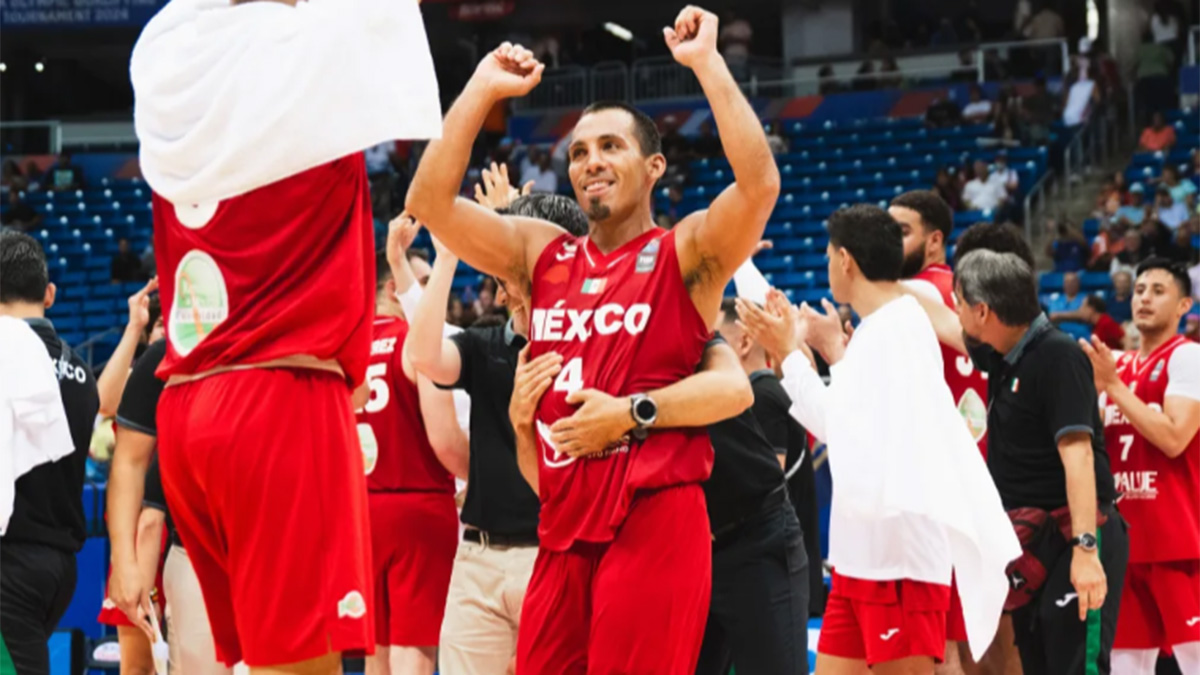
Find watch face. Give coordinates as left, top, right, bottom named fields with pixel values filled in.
left=1078, top=533, right=1097, bottom=549
left=635, top=398, right=656, bottom=422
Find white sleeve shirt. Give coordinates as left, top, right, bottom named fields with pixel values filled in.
left=1166, top=342, right=1200, bottom=402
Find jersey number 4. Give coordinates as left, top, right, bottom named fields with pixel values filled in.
left=554, top=357, right=584, bottom=394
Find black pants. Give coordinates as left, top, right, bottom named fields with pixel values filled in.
left=696, top=501, right=810, bottom=675
left=0, top=541, right=77, bottom=675
left=1012, top=506, right=1129, bottom=675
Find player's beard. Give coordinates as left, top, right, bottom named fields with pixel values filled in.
left=586, top=198, right=611, bottom=222
left=900, top=244, right=927, bottom=279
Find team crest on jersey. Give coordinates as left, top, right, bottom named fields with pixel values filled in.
left=337, top=591, right=366, bottom=619
left=537, top=419, right=577, bottom=468
left=357, top=423, right=379, bottom=476
left=635, top=238, right=660, bottom=273
left=957, top=389, right=987, bottom=441
left=169, top=249, right=229, bottom=356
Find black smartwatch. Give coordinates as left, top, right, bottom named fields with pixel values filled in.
left=1071, top=532, right=1098, bottom=553
left=630, top=393, right=658, bottom=441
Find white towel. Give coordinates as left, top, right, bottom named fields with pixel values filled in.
left=733, top=258, right=771, bottom=306
left=131, top=0, right=442, bottom=205
left=0, top=317, right=75, bottom=534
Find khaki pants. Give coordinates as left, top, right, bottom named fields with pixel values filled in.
left=438, top=540, right=537, bottom=675
left=162, top=545, right=248, bottom=675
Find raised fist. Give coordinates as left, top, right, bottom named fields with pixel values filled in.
left=663, top=6, right=720, bottom=69
left=473, top=42, right=545, bottom=101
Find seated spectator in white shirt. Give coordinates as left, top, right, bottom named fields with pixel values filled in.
left=962, top=160, right=1008, bottom=212
left=520, top=148, right=557, bottom=194
left=1155, top=186, right=1190, bottom=230
left=961, top=85, right=994, bottom=123
left=987, top=151, right=1020, bottom=196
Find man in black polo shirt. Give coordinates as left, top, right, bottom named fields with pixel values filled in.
left=922, top=248, right=1129, bottom=675
left=406, top=191, right=589, bottom=674
left=0, top=231, right=100, bottom=675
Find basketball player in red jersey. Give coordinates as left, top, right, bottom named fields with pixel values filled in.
left=355, top=222, right=469, bottom=675
left=1080, top=258, right=1200, bottom=675
left=405, top=7, right=779, bottom=671
left=888, top=191, right=1004, bottom=675
left=124, top=0, right=441, bottom=670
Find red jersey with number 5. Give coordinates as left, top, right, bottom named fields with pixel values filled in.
left=153, top=156, right=375, bottom=386
left=528, top=228, right=713, bottom=551
left=1101, top=335, right=1200, bottom=563
left=355, top=317, right=454, bottom=495
left=910, top=263, right=989, bottom=457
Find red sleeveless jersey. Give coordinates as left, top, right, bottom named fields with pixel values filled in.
left=528, top=228, right=713, bottom=551
left=153, top=156, right=375, bottom=386
left=1102, top=335, right=1200, bottom=563
left=911, top=264, right=989, bottom=457
left=354, top=317, right=454, bottom=495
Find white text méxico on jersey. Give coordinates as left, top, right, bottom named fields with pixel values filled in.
left=530, top=300, right=653, bottom=343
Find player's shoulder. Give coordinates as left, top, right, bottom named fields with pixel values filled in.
left=1168, top=339, right=1200, bottom=364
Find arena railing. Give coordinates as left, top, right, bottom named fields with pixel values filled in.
left=1189, top=25, right=1200, bottom=66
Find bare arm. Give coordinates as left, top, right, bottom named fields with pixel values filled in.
left=416, top=374, right=470, bottom=479
left=671, top=9, right=780, bottom=322
left=407, top=242, right=465, bottom=386
left=404, top=45, right=562, bottom=283
left=106, top=426, right=157, bottom=635
left=97, top=279, right=157, bottom=416
left=509, top=347, right=564, bottom=493
left=1059, top=432, right=1107, bottom=621
left=547, top=341, right=754, bottom=457
left=135, top=509, right=166, bottom=599
left=901, top=285, right=968, bottom=355
left=1082, top=337, right=1200, bottom=457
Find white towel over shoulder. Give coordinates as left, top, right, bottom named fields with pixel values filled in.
left=131, top=0, right=442, bottom=205
left=0, top=317, right=74, bottom=535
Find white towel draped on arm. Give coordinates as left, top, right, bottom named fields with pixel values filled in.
left=131, top=0, right=442, bottom=205
left=0, top=317, right=75, bottom=535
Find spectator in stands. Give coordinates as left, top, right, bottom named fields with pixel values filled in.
left=1046, top=271, right=1090, bottom=338
left=660, top=115, right=691, bottom=168
left=1020, top=75, right=1056, bottom=145
left=1159, top=165, right=1197, bottom=206
left=1108, top=270, right=1134, bottom=323
left=1113, top=229, right=1150, bottom=276
left=817, top=65, right=843, bottom=95
left=1048, top=218, right=1089, bottom=272
left=1149, top=0, right=1182, bottom=63
left=852, top=59, right=876, bottom=91
left=1089, top=221, right=1128, bottom=272
left=447, top=294, right=469, bottom=327
left=1186, top=310, right=1200, bottom=342
left=877, top=57, right=903, bottom=89
left=934, top=167, right=964, bottom=212
left=931, top=19, right=959, bottom=46
left=694, top=120, right=722, bottom=159
left=1170, top=221, right=1197, bottom=264
left=925, top=97, right=963, bottom=129
left=1134, top=31, right=1176, bottom=123
left=989, top=151, right=1019, bottom=197
left=765, top=122, right=788, bottom=156
left=521, top=149, right=557, bottom=194
left=1156, top=186, right=1191, bottom=230
left=1078, top=295, right=1126, bottom=349
left=962, top=159, right=1008, bottom=212
left=110, top=238, right=145, bottom=283
left=474, top=276, right=498, bottom=319
left=1138, top=111, right=1178, bottom=152
left=1098, top=171, right=1133, bottom=217
left=719, top=11, right=753, bottom=79
left=45, top=153, right=83, bottom=192
left=961, top=84, right=993, bottom=124
left=1, top=159, right=27, bottom=193
left=1116, top=184, right=1150, bottom=225
left=1061, top=62, right=1101, bottom=129
left=365, top=141, right=397, bottom=220
left=1191, top=149, right=1200, bottom=186
left=1, top=190, right=41, bottom=233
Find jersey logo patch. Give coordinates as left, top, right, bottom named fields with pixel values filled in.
left=581, top=278, right=607, bottom=295
left=357, top=424, right=379, bottom=476
left=337, top=591, right=366, bottom=619
left=169, top=249, right=229, bottom=356
left=537, top=419, right=577, bottom=468
left=957, top=389, right=987, bottom=442
left=1150, top=359, right=1165, bottom=382
left=635, top=238, right=660, bottom=273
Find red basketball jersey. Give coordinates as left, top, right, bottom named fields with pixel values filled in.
left=528, top=228, right=713, bottom=551
left=153, top=156, right=375, bottom=386
left=1102, top=335, right=1200, bottom=563
left=911, top=264, right=989, bottom=457
left=355, top=317, right=454, bottom=495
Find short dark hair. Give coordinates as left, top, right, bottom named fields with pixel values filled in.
left=1135, top=256, right=1193, bottom=297
left=503, top=193, right=589, bottom=237
left=0, top=230, right=49, bottom=304
left=890, top=190, right=953, bottom=242
left=827, top=204, right=904, bottom=282
left=953, top=222, right=1036, bottom=270
left=1084, top=294, right=1107, bottom=313
left=580, top=101, right=662, bottom=156
left=719, top=297, right=740, bottom=323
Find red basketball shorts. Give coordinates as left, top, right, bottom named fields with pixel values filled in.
left=1115, top=560, right=1200, bottom=649
left=819, top=572, right=951, bottom=667
left=157, top=368, right=373, bottom=667
left=368, top=491, right=458, bottom=647
left=946, top=574, right=968, bottom=644
left=516, top=484, right=711, bottom=675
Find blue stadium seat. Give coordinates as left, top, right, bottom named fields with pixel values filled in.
left=1080, top=272, right=1112, bottom=291
left=1040, top=272, right=1065, bottom=292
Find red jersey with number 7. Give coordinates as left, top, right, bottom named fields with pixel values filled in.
left=527, top=228, right=713, bottom=552
left=908, top=263, right=989, bottom=458
left=1101, top=335, right=1200, bottom=563
left=354, top=317, right=454, bottom=495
